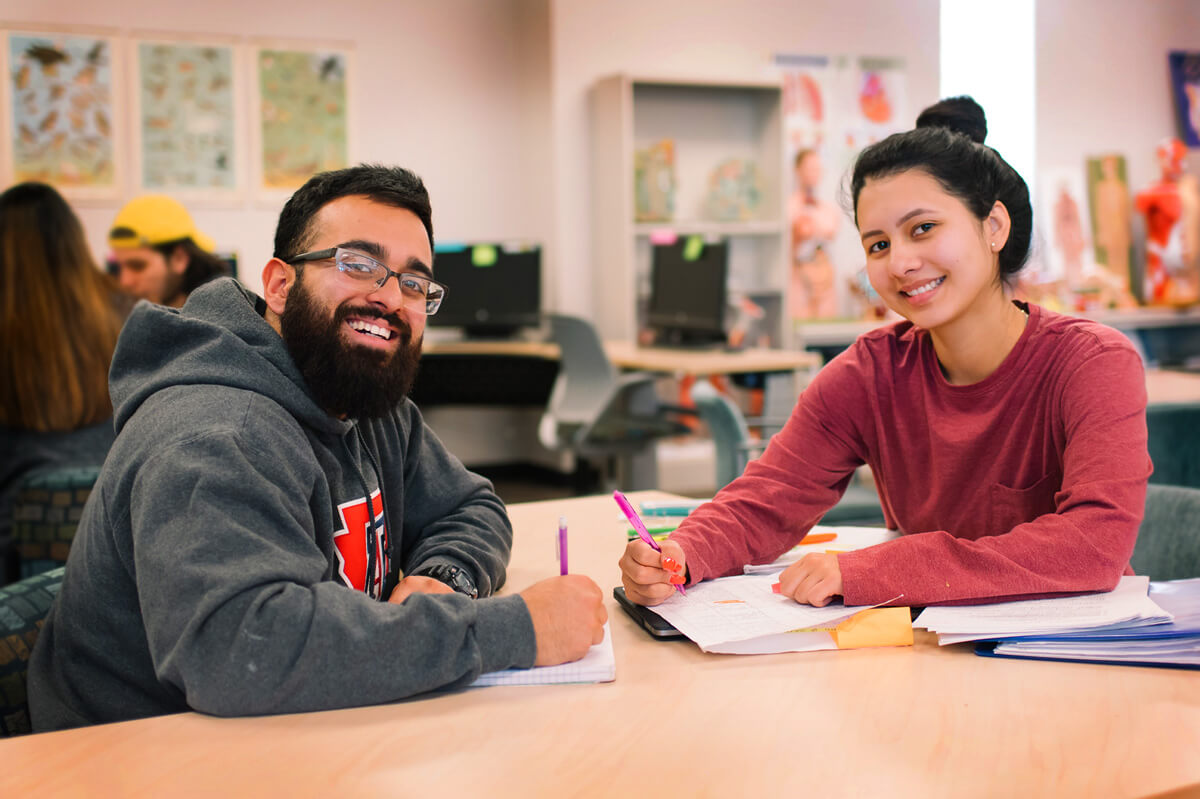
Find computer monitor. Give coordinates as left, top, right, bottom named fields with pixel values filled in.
left=429, top=242, right=542, bottom=338
left=646, top=237, right=729, bottom=347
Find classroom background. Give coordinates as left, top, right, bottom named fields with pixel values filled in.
left=5, top=2, right=1200, bottom=791
left=5, top=0, right=1200, bottom=500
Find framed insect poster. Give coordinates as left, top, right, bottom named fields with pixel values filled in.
left=250, top=39, right=353, bottom=200
left=130, top=33, right=245, bottom=203
left=1, top=27, right=125, bottom=200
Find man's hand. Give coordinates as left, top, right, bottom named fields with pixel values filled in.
left=387, top=575, right=456, bottom=605
left=776, top=552, right=843, bottom=607
left=619, top=538, right=687, bottom=606
left=518, top=575, right=606, bottom=666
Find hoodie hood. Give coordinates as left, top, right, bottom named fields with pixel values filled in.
left=110, top=277, right=350, bottom=439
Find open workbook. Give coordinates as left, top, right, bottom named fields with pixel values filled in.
left=646, top=526, right=912, bottom=655
left=470, top=622, right=615, bottom=686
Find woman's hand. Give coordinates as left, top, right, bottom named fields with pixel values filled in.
left=619, top=538, right=687, bottom=606
left=776, top=552, right=843, bottom=607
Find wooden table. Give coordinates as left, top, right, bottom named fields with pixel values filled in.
left=604, top=342, right=818, bottom=376
left=5, top=492, right=1198, bottom=796
left=424, top=338, right=819, bottom=375
left=1146, top=368, right=1200, bottom=404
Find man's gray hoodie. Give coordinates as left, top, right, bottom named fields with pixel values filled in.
left=29, top=278, right=536, bottom=731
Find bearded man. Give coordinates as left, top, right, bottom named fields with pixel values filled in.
left=29, top=165, right=605, bottom=731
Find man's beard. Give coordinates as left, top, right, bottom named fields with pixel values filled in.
left=279, top=275, right=422, bottom=419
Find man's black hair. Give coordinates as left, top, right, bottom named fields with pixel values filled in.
left=152, top=238, right=229, bottom=295
left=273, top=164, right=434, bottom=262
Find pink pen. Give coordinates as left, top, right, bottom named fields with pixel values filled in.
left=557, top=516, right=568, bottom=575
left=613, top=490, right=685, bottom=596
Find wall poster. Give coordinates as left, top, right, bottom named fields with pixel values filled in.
left=134, top=38, right=239, bottom=196
left=255, top=46, right=349, bottom=192
left=772, top=53, right=907, bottom=323
left=1168, top=51, right=1200, bottom=148
left=3, top=28, right=121, bottom=197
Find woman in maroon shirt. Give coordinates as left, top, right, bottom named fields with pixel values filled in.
left=621, top=97, right=1150, bottom=608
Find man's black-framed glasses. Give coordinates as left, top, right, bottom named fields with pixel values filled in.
left=286, top=247, right=446, bottom=315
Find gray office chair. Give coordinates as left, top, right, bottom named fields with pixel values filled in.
left=0, top=566, right=64, bottom=737
left=1146, top=403, right=1200, bottom=489
left=1131, top=483, right=1200, bottom=581
left=538, top=314, right=689, bottom=490
left=689, top=380, right=885, bottom=525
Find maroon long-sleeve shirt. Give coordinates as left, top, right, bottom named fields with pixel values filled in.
left=671, top=303, right=1151, bottom=606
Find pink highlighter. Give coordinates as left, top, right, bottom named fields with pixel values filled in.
left=613, top=490, right=686, bottom=596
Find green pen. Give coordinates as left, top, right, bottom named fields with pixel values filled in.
left=625, top=522, right=679, bottom=540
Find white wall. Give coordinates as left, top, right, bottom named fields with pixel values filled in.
left=1037, top=0, right=1200, bottom=194
left=547, top=0, right=942, bottom=319
left=1, top=0, right=552, bottom=295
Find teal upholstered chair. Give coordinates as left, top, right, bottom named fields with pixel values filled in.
left=1146, top=403, right=1200, bottom=490
left=11, top=466, right=100, bottom=579
left=688, top=380, right=885, bottom=525
left=1131, top=483, right=1200, bottom=581
left=0, top=566, right=64, bottom=736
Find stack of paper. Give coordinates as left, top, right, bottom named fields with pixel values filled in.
left=914, top=576, right=1199, bottom=670
left=980, top=578, right=1200, bottom=669
left=914, top=577, right=1172, bottom=644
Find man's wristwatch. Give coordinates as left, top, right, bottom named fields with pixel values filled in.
left=411, top=563, right=478, bottom=599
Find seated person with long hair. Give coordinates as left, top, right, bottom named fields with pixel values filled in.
left=0, top=182, right=132, bottom=583
left=621, top=97, right=1151, bottom=609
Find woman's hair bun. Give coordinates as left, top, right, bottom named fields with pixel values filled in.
left=915, top=95, right=987, bottom=144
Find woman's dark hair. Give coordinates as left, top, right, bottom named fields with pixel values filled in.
left=0, top=182, right=126, bottom=430
left=151, top=238, right=229, bottom=295
left=850, top=95, right=1032, bottom=284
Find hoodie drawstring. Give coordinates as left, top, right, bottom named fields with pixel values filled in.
left=343, top=427, right=393, bottom=601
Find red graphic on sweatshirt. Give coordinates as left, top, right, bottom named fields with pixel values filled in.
left=333, top=489, right=389, bottom=595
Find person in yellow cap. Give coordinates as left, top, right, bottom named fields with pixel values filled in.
left=108, top=195, right=229, bottom=307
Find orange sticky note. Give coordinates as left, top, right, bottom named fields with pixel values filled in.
left=831, top=607, right=913, bottom=649
left=799, top=532, right=837, bottom=545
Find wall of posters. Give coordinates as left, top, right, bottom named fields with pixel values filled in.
left=1, top=27, right=353, bottom=203
left=136, top=40, right=237, bottom=192
left=256, top=48, right=348, bottom=190
left=5, top=30, right=118, bottom=194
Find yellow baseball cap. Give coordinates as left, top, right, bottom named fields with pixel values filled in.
left=108, top=194, right=216, bottom=253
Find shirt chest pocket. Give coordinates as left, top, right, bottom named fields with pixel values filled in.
left=987, top=471, right=1060, bottom=536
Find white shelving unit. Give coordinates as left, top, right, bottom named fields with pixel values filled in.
left=589, top=74, right=787, bottom=342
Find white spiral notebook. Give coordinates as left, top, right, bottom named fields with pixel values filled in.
left=470, top=622, right=615, bottom=687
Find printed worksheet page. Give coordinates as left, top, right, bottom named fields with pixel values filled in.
left=650, top=573, right=865, bottom=650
